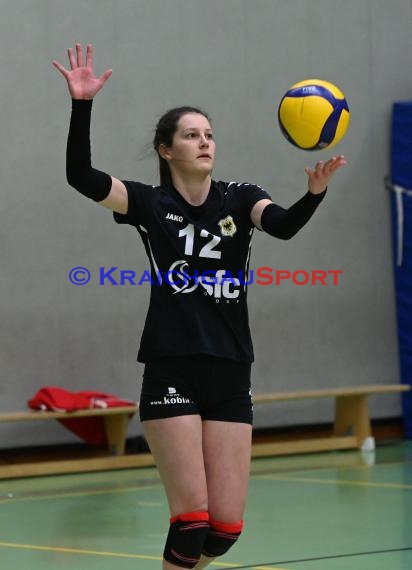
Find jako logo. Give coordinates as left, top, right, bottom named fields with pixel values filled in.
left=166, top=213, right=184, bottom=222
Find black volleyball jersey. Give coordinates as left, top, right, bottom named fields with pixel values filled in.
left=113, top=180, right=271, bottom=363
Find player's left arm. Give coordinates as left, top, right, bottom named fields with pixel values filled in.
left=304, top=155, right=347, bottom=195
left=250, top=155, right=346, bottom=235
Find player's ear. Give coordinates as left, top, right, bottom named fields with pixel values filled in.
left=159, top=144, right=172, bottom=161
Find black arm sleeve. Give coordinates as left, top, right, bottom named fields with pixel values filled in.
left=66, top=99, right=112, bottom=202
left=260, top=189, right=326, bottom=240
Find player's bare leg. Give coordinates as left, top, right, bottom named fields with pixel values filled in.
left=143, top=415, right=208, bottom=570
left=194, top=420, right=252, bottom=569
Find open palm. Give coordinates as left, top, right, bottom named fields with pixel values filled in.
left=305, top=155, right=347, bottom=194
left=52, top=43, right=112, bottom=100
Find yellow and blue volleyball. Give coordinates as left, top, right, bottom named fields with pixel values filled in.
left=278, top=79, right=350, bottom=150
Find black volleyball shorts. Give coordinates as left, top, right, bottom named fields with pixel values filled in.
left=139, top=354, right=253, bottom=424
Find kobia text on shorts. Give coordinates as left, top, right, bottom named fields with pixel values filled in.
left=68, top=266, right=343, bottom=286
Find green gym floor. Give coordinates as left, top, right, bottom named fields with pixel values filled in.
left=0, top=441, right=411, bottom=570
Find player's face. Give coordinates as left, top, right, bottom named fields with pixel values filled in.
left=166, top=113, right=215, bottom=176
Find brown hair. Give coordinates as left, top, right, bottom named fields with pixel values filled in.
left=153, top=106, right=211, bottom=187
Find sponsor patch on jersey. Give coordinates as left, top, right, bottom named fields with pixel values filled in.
left=218, top=215, right=237, bottom=237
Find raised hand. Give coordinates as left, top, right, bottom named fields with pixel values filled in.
left=305, top=155, right=347, bottom=194
left=52, top=43, right=112, bottom=100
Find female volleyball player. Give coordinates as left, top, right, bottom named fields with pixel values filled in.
left=53, top=43, right=346, bottom=570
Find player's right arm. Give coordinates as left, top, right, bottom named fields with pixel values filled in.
left=98, top=178, right=128, bottom=214
left=53, top=43, right=128, bottom=215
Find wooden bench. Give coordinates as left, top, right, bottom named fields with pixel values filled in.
left=0, top=384, right=409, bottom=479
left=0, top=406, right=138, bottom=479
left=251, top=384, right=411, bottom=457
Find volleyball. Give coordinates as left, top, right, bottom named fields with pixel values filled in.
left=278, top=79, right=350, bottom=150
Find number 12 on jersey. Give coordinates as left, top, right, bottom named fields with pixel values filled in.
left=179, top=223, right=221, bottom=259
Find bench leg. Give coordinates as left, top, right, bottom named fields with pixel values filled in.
left=103, top=415, right=129, bottom=456
left=333, top=395, right=372, bottom=449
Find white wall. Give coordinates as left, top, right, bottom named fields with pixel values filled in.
left=1, top=0, right=410, bottom=446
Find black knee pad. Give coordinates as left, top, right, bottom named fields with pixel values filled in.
left=202, top=518, right=243, bottom=558
left=163, top=511, right=210, bottom=569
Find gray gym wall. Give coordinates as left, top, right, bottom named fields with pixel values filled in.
left=1, top=0, right=411, bottom=447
